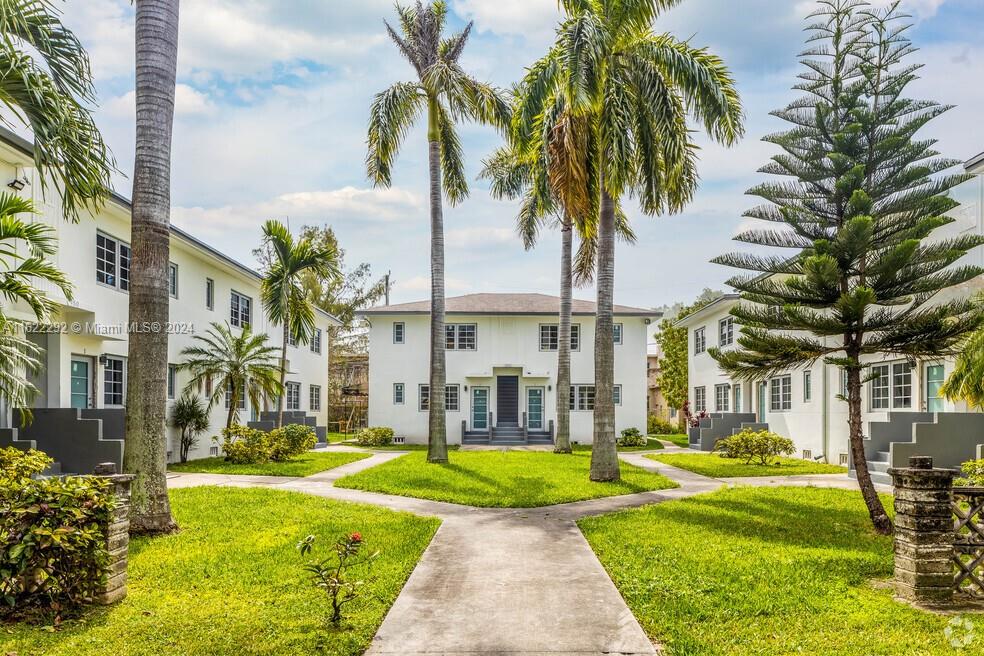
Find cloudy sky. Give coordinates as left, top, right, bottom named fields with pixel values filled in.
left=57, top=0, right=984, bottom=308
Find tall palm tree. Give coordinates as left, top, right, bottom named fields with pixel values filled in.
left=179, top=322, right=282, bottom=429
left=259, top=219, right=341, bottom=428
left=0, top=194, right=72, bottom=417
left=0, top=0, right=114, bottom=219
left=517, top=0, right=743, bottom=480
left=123, top=0, right=180, bottom=534
left=367, top=0, right=508, bottom=463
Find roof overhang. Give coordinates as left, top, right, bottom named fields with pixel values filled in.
left=673, top=294, right=741, bottom=328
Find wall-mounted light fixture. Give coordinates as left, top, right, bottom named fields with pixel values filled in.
left=463, top=385, right=468, bottom=392
left=98, top=354, right=109, bottom=366
left=7, top=166, right=29, bottom=191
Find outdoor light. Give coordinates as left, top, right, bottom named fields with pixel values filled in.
left=98, top=354, right=109, bottom=366
left=463, top=385, right=468, bottom=391
left=7, top=166, right=29, bottom=191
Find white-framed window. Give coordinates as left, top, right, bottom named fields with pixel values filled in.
left=103, top=356, right=125, bottom=406
left=418, top=385, right=458, bottom=411
left=770, top=375, right=792, bottom=411
left=225, top=380, right=246, bottom=410
left=694, top=386, right=706, bottom=412
left=613, top=384, right=622, bottom=406
left=841, top=368, right=849, bottom=396
left=309, top=384, right=321, bottom=411
left=230, top=291, right=252, bottom=328
left=613, top=323, right=623, bottom=345
left=310, top=329, right=322, bottom=354
left=803, top=370, right=812, bottom=403
left=205, top=278, right=215, bottom=310
left=96, top=232, right=130, bottom=291
left=446, top=324, right=477, bottom=350
left=287, top=332, right=298, bottom=348
left=539, top=324, right=580, bottom=351
left=719, top=317, right=734, bottom=347
left=393, top=383, right=405, bottom=405
left=870, top=364, right=890, bottom=410
left=393, top=322, right=405, bottom=344
left=694, top=327, right=706, bottom=354
left=419, top=384, right=429, bottom=411
left=569, top=384, right=596, bottom=411
left=715, top=383, right=730, bottom=412
left=285, top=382, right=301, bottom=411
left=168, top=262, right=178, bottom=298
left=167, top=364, right=177, bottom=400
left=892, top=362, right=912, bottom=409
left=733, top=384, right=742, bottom=412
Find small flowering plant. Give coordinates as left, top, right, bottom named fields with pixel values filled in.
left=297, top=532, right=379, bottom=625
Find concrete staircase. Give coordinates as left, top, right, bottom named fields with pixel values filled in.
left=688, top=413, right=763, bottom=452
left=5, top=409, right=124, bottom=475
left=248, top=411, right=328, bottom=443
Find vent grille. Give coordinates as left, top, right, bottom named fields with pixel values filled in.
left=393, top=436, right=405, bottom=444
left=839, top=452, right=849, bottom=467
left=210, top=446, right=219, bottom=457
left=802, top=449, right=812, bottom=460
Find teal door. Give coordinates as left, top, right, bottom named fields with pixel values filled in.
left=70, top=359, right=90, bottom=409
left=527, top=387, right=544, bottom=430
left=926, top=365, right=945, bottom=413
left=472, top=387, right=489, bottom=430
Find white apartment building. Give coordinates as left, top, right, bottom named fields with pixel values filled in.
left=361, top=293, right=655, bottom=445
left=0, top=127, right=337, bottom=464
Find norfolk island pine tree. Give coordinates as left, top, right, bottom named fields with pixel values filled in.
left=710, top=0, right=984, bottom=534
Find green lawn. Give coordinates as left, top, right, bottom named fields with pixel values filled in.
left=647, top=453, right=847, bottom=478
left=571, top=439, right=664, bottom=452
left=653, top=433, right=690, bottom=448
left=5, top=487, right=439, bottom=656
left=326, top=431, right=351, bottom=443
left=579, top=487, right=973, bottom=655
left=168, top=451, right=369, bottom=477
left=334, top=450, right=678, bottom=507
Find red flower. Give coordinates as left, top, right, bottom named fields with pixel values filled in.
left=349, top=532, right=362, bottom=543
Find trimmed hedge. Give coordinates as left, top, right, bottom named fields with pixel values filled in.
left=617, top=428, right=647, bottom=447
left=713, top=429, right=795, bottom=465
left=220, top=424, right=317, bottom=464
left=355, top=427, right=394, bottom=448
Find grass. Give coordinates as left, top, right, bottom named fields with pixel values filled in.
left=360, top=443, right=461, bottom=451
left=326, top=431, right=351, bottom=443
left=647, top=452, right=847, bottom=478
left=4, top=487, right=439, bottom=656
left=579, top=487, right=976, bottom=656
left=570, top=438, right=664, bottom=452
left=168, top=451, right=369, bottom=477
left=654, top=433, right=690, bottom=448
left=334, top=450, right=678, bottom=507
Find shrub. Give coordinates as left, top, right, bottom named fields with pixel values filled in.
left=714, top=429, right=795, bottom=465
left=355, top=427, right=394, bottom=448
left=957, top=459, right=984, bottom=487
left=617, top=428, right=647, bottom=447
left=298, top=532, right=379, bottom=625
left=268, top=424, right=317, bottom=462
left=0, top=448, right=115, bottom=619
left=647, top=415, right=679, bottom=435
left=221, top=425, right=270, bottom=464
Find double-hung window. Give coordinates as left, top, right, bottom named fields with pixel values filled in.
left=205, top=278, right=215, bottom=310
left=418, top=385, right=458, bottom=411
left=230, top=291, right=252, bottom=328
left=694, top=327, right=706, bottom=354
left=569, top=384, right=596, bottom=411
left=225, top=380, right=246, bottom=410
left=393, top=383, right=405, bottom=405
left=104, top=356, right=125, bottom=406
left=285, top=382, right=301, bottom=411
left=715, top=383, right=730, bottom=412
left=168, top=263, right=178, bottom=298
left=96, top=233, right=130, bottom=291
left=613, top=384, right=622, bottom=406
left=446, top=324, right=477, bottom=350
left=870, top=364, right=890, bottom=410
left=870, top=361, right=912, bottom=410
left=770, top=375, right=792, bottom=411
left=803, top=371, right=812, bottom=402
left=694, top=386, right=706, bottom=413
left=892, top=362, right=912, bottom=408
left=310, top=329, right=322, bottom=354
left=719, top=317, right=734, bottom=347
left=167, top=364, right=177, bottom=400
left=613, top=323, right=623, bottom=345
left=539, top=324, right=580, bottom=351
left=287, top=332, right=298, bottom=347
left=393, top=322, right=405, bottom=344
left=309, top=384, right=321, bottom=411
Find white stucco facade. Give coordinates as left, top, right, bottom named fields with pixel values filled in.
left=361, top=294, right=654, bottom=444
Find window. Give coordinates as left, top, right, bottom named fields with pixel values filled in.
left=96, top=233, right=130, bottom=291
left=733, top=384, right=742, bottom=412
left=285, top=382, right=300, bottom=411
left=694, top=327, right=706, bottom=354
left=715, top=383, right=730, bottom=412
left=926, top=364, right=945, bottom=413
left=539, top=324, right=580, bottom=351
left=694, top=386, right=706, bottom=413
left=225, top=381, right=246, bottom=410
left=892, top=362, right=912, bottom=409
left=804, top=371, right=812, bottom=402
left=393, top=322, right=405, bottom=344
left=569, top=384, right=596, bottom=411
left=613, top=384, right=622, bottom=406
left=103, top=356, right=125, bottom=406
left=310, top=329, right=322, bottom=354
left=719, top=317, right=734, bottom=347
left=613, top=323, right=623, bottom=345
left=167, top=364, right=177, bottom=400
left=287, top=332, right=298, bottom=348
left=168, top=263, right=178, bottom=298
left=419, top=384, right=429, bottom=411
left=841, top=368, right=849, bottom=396
left=770, top=375, right=792, bottom=411
left=418, top=385, right=458, bottom=411
left=870, top=364, right=890, bottom=410
left=206, top=278, right=215, bottom=310
left=230, top=291, right=252, bottom=328
left=445, top=324, right=477, bottom=350
left=309, top=384, right=321, bottom=411
left=393, top=383, right=405, bottom=405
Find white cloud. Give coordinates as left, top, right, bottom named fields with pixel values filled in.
left=103, top=84, right=216, bottom=119
left=451, top=0, right=560, bottom=40
left=397, top=275, right=472, bottom=294
left=446, top=226, right=518, bottom=248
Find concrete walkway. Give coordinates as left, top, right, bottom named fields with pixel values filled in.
left=166, top=448, right=875, bottom=655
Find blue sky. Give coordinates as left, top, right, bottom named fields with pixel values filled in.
left=61, top=0, right=984, bottom=308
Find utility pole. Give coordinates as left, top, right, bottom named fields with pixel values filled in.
left=384, top=271, right=391, bottom=306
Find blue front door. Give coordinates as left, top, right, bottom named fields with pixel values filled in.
left=527, top=387, right=544, bottom=430
left=472, top=387, right=489, bottom=430
left=70, top=359, right=90, bottom=409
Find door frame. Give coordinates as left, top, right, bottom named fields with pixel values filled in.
left=70, top=355, right=95, bottom=410
left=757, top=381, right=767, bottom=423
left=924, top=362, right=945, bottom=413
left=526, top=386, right=545, bottom=430
left=495, top=375, right=520, bottom=426
left=471, top=386, right=489, bottom=431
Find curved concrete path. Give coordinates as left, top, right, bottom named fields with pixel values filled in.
left=166, top=448, right=872, bottom=655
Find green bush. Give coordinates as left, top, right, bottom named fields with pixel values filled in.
left=957, top=459, right=984, bottom=487
left=617, top=428, right=647, bottom=447
left=220, top=425, right=271, bottom=464
left=355, top=427, right=395, bottom=448
left=714, top=429, right=795, bottom=465
left=268, top=424, right=317, bottom=462
left=0, top=448, right=115, bottom=619
left=647, top=415, right=679, bottom=435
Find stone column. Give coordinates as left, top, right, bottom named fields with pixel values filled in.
left=888, top=455, right=955, bottom=607
left=92, top=463, right=135, bottom=605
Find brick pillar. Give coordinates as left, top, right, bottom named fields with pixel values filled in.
left=92, top=463, right=135, bottom=605
left=888, top=455, right=955, bottom=607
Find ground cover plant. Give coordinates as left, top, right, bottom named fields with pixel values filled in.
left=169, top=451, right=369, bottom=477
left=647, top=453, right=846, bottom=478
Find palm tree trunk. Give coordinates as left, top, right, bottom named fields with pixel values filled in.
left=426, top=103, right=448, bottom=464
left=276, top=316, right=288, bottom=429
left=846, top=358, right=892, bottom=534
left=590, top=186, right=619, bottom=481
left=122, top=0, right=179, bottom=534
left=555, top=217, right=573, bottom=454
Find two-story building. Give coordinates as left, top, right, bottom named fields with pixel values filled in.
left=0, top=127, right=338, bottom=467
left=360, top=293, right=654, bottom=444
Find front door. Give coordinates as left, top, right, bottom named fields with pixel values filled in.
left=527, top=387, right=544, bottom=430
left=472, top=387, right=489, bottom=430
left=70, top=358, right=91, bottom=409
left=757, top=382, right=767, bottom=423
left=925, top=364, right=945, bottom=413
left=496, top=376, right=519, bottom=426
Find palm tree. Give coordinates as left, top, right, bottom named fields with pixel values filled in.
left=0, top=0, right=114, bottom=219
left=0, top=194, right=72, bottom=418
left=259, top=219, right=341, bottom=428
left=517, top=0, right=743, bottom=480
left=179, top=322, right=282, bottom=429
left=942, top=317, right=984, bottom=409
left=123, top=0, right=180, bottom=534
left=366, top=0, right=508, bottom=463
left=169, top=393, right=209, bottom=463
